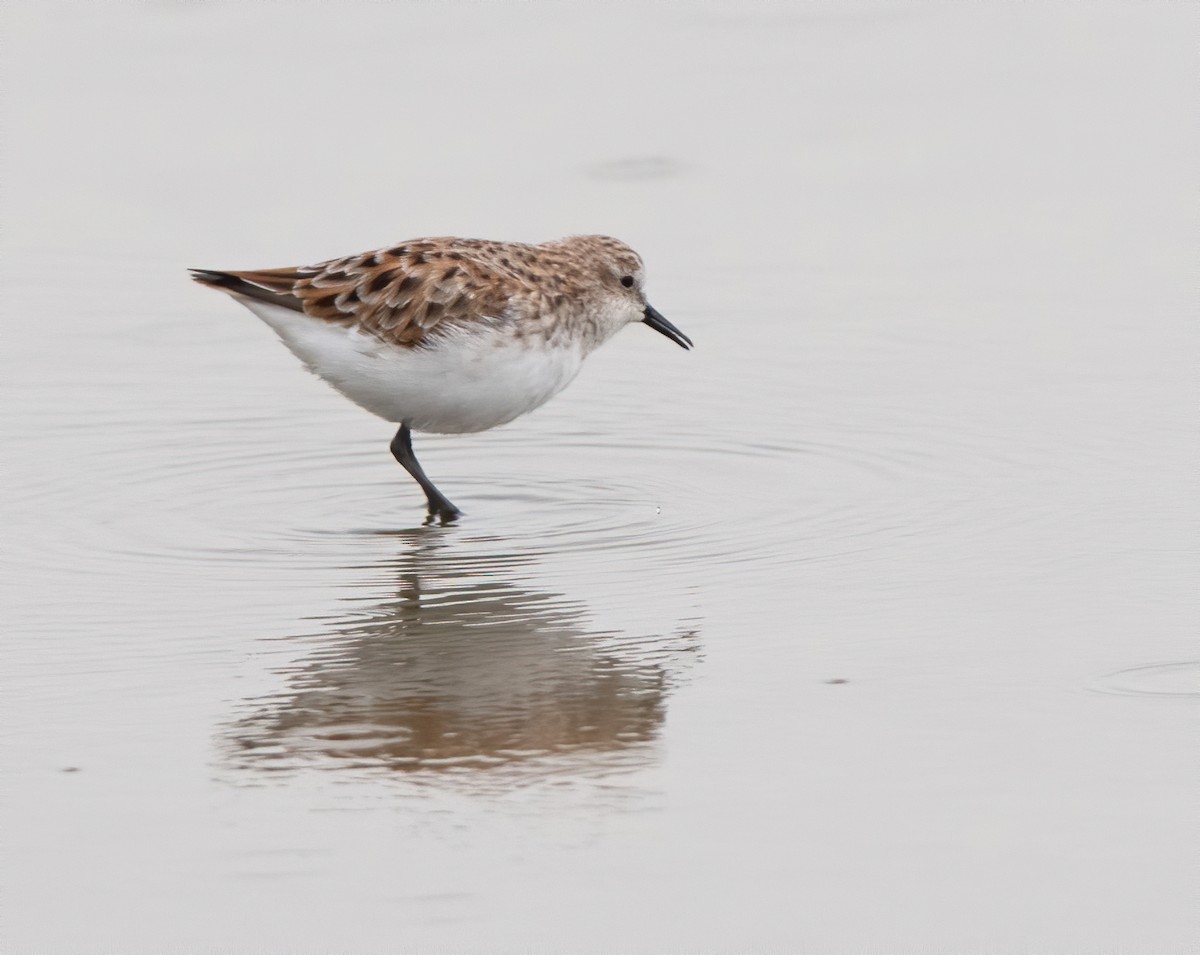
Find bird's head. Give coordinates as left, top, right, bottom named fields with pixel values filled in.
left=547, top=235, right=693, bottom=351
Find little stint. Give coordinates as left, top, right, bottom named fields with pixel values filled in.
left=192, top=234, right=691, bottom=522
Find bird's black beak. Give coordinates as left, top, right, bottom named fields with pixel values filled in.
left=643, top=304, right=692, bottom=350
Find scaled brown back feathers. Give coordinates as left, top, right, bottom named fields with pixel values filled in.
left=191, top=236, right=644, bottom=349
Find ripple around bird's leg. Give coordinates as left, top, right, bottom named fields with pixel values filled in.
left=1088, top=663, right=1200, bottom=698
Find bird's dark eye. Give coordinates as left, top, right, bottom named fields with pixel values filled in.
left=620, top=275, right=634, bottom=288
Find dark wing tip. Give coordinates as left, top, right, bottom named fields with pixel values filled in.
left=189, top=267, right=305, bottom=313
left=190, top=268, right=239, bottom=289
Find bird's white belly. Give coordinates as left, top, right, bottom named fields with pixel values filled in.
left=242, top=301, right=584, bottom=433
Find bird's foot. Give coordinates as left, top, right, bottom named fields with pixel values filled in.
left=424, top=497, right=462, bottom=526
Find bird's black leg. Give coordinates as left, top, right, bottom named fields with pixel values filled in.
left=389, top=424, right=462, bottom=524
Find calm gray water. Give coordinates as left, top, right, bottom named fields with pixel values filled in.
left=4, top=2, right=1197, bottom=951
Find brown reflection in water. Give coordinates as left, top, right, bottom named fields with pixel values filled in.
left=226, top=530, right=700, bottom=777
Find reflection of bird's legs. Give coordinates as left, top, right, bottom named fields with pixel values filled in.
left=390, top=424, right=461, bottom=523
left=397, top=572, right=423, bottom=611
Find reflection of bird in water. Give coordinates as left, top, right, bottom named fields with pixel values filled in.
left=226, top=529, right=700, bottom=779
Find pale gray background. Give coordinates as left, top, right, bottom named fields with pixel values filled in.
left=4, top=2, right=1197, bottom=952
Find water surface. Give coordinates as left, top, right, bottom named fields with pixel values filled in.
left=4, top=2, right=1197, bottom=951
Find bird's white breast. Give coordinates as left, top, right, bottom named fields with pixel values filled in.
left=240, top=300, right=585, bottom=434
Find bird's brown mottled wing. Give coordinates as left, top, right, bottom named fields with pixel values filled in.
left=198, top=239, right=532, bottom=347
